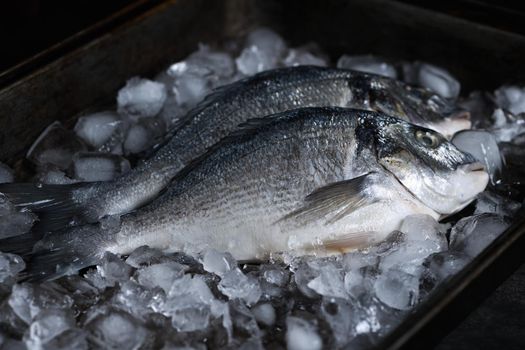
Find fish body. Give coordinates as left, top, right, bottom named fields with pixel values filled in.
left=0, top=66, right=469, bottom=231
left=12, top=108, right=487, bottom=280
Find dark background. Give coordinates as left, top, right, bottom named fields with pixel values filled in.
left=1, top=0, right=525, bottom=72
left=0, top=1, right=524, bottom=349
left=0, top=0, right=134, bottom=72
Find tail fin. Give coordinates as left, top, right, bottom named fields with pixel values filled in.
left=0, top=223, right=112, bottom=282
left=0, top=182, right=98, bottom=232
left=0, top=232, right=42, bottom=257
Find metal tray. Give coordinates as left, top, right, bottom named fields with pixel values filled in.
left=1, top=0, right=524, bottom=348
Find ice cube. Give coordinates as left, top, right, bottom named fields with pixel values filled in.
left=258, top=264, right=289, bottom=299
left=136, top=261, right=187, bottom=293
left=418, top=63, right=460, bottom=99
left=201, top=249, right=236, bottom=277
left=285, top=316, right=322, bottom=350
left=117, top=77, right=167, bottom=118
left=449, top=213, right=511, bottom=257
left=0, top=197, right=37, bottom=239
left=125, top=246, right=167, bottom=268
left=405, top=62, right=460, bottom=99
left=399, top=214, right=447, bottom=244
left=380, top=215, right=447, bottom=274
left=160, top=274, right=221, bottom=332
left=86, top=310, right=152, bottom=349
left=229, top=300, right=261, bottom=338
left=158, top=96, right=185, bottom=128
left=474, top=191, right=521, bottom=217
left=307, top=264, right=347, bottom=299
left=337, top=55, right=397, bottom=79
left=251, top=303, right=275, bottom=327
left=55, top=276, right=99, bottom=313
left=0, top=162, right=14, bottom=183
left=123, top=116, right=166, bottom=155
left=354, top=294, right=405, bottom=338
left=490, top=108, right=525, bottom=143
left=8, top=283, right=73, bottom=324
left=218, top=268, right=261, bottom=306
left=165, top=299, right=211, bottom=333
left=0, top=252, right=25, bottom=284
left=283, top=47, right=327, bottom=67
left=423, top=251, right=470, bottom=283
left=37, top=168, right=78, bottom=185
left=343, top=264, right=377, bottom=300
left=246, top=28, right=287, bottom=59
left=236, top=28, right=287, bottom=75
left=170, top=45, right=235, bottom=80
left=342, top=250, right=378, bottom=271
left=96, top=252, right=133, bottom=288
left=34, top=328, right=88, bottom=350
left=373, top=268, right=419, bottom=310
left=74, top=111, right=122, bottom=148
left=236, top=46, right=272, bottom=75
left=123, top=124, right=151, bottom=154
left=71, top=152, right=130, bottom=182
left=293, top=260, right=321, bottom=298
left=458, top=91, right=496, bottom=129
left=166, top=46, right=236, bottom=110
left=0, top=300, right=27, bottom=340
left=24, top=309, right=76, bottom=349
left=320, top=298, right=355, bottom=347
left=172, top=73, right=210, bottom=107
left=112, top=281, right=158, bottom=318
left=261, top=264, right=289, bottom=287
left=26, top=121, right=87, bottom=170
left=495, top=85, right=525, bottom=115
left=451, top=130, right=502, bottom=182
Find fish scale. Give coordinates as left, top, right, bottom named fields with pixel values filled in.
left=2, top=107, right=487, bottom=281
left=0, top=66, right=468, bottom=234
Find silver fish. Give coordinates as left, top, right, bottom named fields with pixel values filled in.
left=0, top=66, right=470, bottom=231
left=7, top=107, right=487, bottom=281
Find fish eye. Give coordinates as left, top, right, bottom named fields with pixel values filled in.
left=415, top=130, right=440, bottom=148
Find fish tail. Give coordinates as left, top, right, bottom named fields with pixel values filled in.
left=0, top=232, right=42, bottom=257
left=0, top=182, right=99, bottom=232
left=0, top=223, right=112, bottom=282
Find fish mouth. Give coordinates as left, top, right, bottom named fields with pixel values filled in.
left=449, top=110, right=471, bottom=121
left=460, top=162, right=485, bottom=172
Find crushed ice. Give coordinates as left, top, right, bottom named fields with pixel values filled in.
left=0, top=27, right=524, bottom=349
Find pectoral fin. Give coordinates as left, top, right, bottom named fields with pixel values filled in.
left=278, top=172, right=377, bottom=225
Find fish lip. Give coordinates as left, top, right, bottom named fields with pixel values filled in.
left=460, top=162, right=485, bottom=172
left=449, top=110, right=471, bottom=121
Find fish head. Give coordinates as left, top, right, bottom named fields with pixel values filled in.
left=375, top=118, right=488, bottom=215
left=371, top=80, right=471, bottom=137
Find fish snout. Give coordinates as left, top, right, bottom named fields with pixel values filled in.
left=449, top=110, right=471, bottom=121
left=460, top=161, right=486, bottom=173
